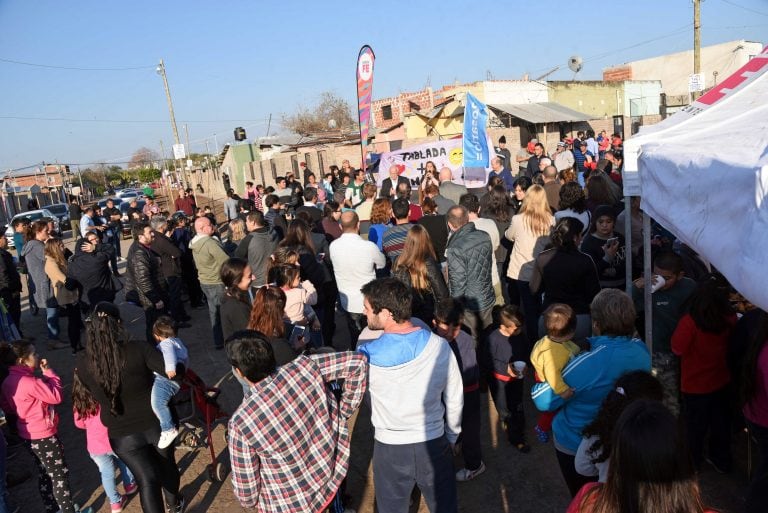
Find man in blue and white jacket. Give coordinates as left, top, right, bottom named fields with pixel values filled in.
left=358, top=278, right=463, bottom=513
left=531, top=289, right=651, bottom=497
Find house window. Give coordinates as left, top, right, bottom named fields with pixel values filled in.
left=290, top=155, right=299, bottom=176
left=382, top=105, right=393, bottom=120
left=270, top=160, right=277, bottom=180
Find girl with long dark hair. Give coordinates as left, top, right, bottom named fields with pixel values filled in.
left=75, top=302, right=183, bottom=513
left=672, top=276, right=736, bottom=473
left=72, top=370, right=137, bottom=512
left=575, top=371, right=663, bottom=482
left=0, top=341, right=91, bottom=513
left=279, top=218, right=335, bottom=345
left=568, top=400, right=715, bottom=513
left=391, top=224, right=448, bottom=325
left=220, top=258, right=253, bottom=341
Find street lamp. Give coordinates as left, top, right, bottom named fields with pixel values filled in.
left=156, top=59, right=181, bottom=147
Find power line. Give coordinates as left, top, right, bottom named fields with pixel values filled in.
left=0, top=115, right=271, bottom=123
left=720, top=0, right=768, bottom=17
left=0, top=57, right=155, bottom=71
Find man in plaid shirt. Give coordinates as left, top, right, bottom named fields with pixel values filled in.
left=226, top=330, right=368, bottom=512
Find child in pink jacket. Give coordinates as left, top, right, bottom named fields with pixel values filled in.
left=73, top=371, right=137, bottom=512
left=0, top=342, right=92, bottom=513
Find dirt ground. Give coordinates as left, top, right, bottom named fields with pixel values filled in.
left=4, top=235, right=752, bottom=512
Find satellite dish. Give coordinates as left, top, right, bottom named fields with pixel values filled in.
left=568, top=55, right=583, bottom=73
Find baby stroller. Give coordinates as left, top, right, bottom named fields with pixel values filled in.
left=173, top=368, right=230, bottom=482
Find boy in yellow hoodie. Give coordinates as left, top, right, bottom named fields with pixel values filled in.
left=530, top=303, right=581, bottom=443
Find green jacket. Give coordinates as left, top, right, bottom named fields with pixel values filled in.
left=190, top=234, right=229, bottom=285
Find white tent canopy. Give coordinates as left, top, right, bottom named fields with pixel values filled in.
left=624, top=45, right=768, bottom=310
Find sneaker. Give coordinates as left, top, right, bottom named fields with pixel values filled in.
left=455, top=461, right=486, bottom=482
left=534, top=425, right=550, bottom=443
left=158, top=428, right=179, bottom=449
left=47, top=340, right=69, bottom=350
left=124, top=481, right=138, bottom=495
left=111, top=496, right=127, bottom=512
left=74, top=504, right=94, bottom=513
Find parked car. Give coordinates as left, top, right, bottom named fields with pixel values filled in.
left=4, top=209, right=62, bottom=247
left=115, top=188, right=142, bottom=199
left=44, top=203, right=70, bottom=225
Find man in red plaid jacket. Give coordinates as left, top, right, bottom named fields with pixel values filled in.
left=226, top=330, right=368, bottom=512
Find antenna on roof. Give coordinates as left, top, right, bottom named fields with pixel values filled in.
left=568, top=55, right=584, bottom=77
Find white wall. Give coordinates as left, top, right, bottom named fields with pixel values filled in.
left=627, top=40, right=763, bottom=97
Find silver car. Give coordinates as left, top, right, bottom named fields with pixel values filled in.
left=4, top=209, right=62, bottom=248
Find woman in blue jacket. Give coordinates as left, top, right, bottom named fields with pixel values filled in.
left=532, top=288, right=651, bottom=497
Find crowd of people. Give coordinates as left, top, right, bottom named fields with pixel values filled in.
left=0, top=133, right=766, bottom=513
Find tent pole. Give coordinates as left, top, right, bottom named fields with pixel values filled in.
left=643, top=212, right=653, bottom=353
left=624, top=195, right=633, bottom=291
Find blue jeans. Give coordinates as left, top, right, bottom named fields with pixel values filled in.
left=200, top=283, right=224, bottom=348
left=90, top=452, right=135, bottom=505
left=151, top=375, right=180, bottom=432
left=45, top=306, right=60, bottom=340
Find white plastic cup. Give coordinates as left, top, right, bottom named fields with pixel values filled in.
left=651, top=275, right=666, bottom=293
left=513, top=361, right=526, bottom=378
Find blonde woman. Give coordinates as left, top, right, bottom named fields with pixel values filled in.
left=505, top=184, right=555, bottom=344
left=44, top=238, right=83, bottom=354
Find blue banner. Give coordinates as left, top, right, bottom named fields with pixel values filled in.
left=462, top=92, right=490, bottom=168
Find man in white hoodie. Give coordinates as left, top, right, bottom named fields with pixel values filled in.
left=358, top=278, right=463, bottom=513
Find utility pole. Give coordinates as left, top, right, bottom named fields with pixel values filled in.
left=183, top=124, right=191, bottom=186
left=156, top=60, right=181, bottom=145
left=693, top=0, right=702, bottom=100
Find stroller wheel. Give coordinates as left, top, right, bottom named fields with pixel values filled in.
left=207, top=462, right=227, bottom=482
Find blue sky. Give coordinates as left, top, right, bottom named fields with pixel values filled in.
left=0, top=0, right=765, bottom=171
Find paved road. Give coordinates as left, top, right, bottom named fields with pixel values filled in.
left=6, top=236, right=750, bottom=512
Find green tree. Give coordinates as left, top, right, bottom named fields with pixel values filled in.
left=137, top=168, right=161, bottom=183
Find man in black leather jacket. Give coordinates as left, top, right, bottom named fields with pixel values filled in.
left=125, top=222, right=168, bottom=343
left=150, top=216, right=190, bottom=326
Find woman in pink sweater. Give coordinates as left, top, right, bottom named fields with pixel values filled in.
left=0, top=342, right=92, bottom=513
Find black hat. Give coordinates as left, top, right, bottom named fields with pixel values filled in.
left=498, top=135, right=506, bottom=144
left=594, top=204, right=616, bottom=221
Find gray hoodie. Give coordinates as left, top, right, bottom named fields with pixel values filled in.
left=20, top=239, right=52, bottom=306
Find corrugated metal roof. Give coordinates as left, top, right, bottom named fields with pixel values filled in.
left=489, top=102, right=593, bottom=123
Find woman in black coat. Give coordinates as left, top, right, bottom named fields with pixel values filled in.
left=76, top=302, right=183, bottom=513
left=529, top=217, right=601, bottom=344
